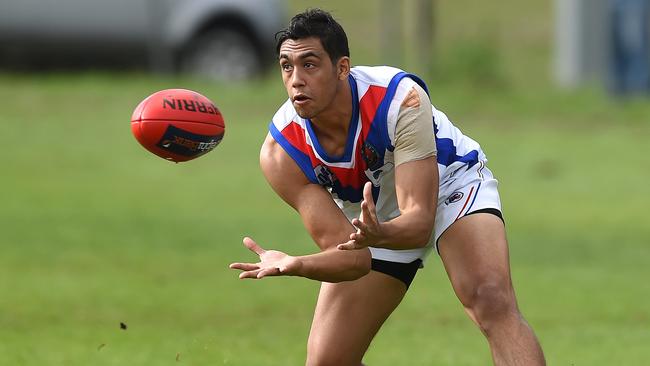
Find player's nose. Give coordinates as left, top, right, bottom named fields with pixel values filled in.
left=290, top=69, right=306, bottom=88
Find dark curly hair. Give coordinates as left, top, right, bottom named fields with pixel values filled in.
left=275, top=9, right=350, bottom=64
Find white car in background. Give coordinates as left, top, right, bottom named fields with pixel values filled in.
left=0, top=0, right=286, bottom=80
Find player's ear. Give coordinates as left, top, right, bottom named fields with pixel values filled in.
left=336, top=56, right=350, bottom=80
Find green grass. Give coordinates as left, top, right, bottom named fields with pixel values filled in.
left=1, top=70, right=648, bottom=365
left=1, top=1, right=650, bottom=364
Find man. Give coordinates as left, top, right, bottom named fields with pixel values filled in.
left=230, top=9, right=545, bottom=366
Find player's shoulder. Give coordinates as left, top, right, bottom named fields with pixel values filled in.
left=260, top=133, right=311, bottom=188
left=260, top=133, right=285, bottom=175
left=260, top=133, right=297, bottom=170
left=350, top=65, right=405, bottom=87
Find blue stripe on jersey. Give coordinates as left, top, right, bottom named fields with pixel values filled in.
left=304, top=75, right=360, bottom=163
left=375, top=72, right=478, bottom=168
left=376, top=72, right=406, bottom=151
left=375, top=72, right=430, bottom=152
left=433, top=122, right=479, bottom=168
left=381, top=72, right=480, bottom=169
left=268, top=122, right=318, bottom=183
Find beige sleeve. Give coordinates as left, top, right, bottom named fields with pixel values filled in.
left=393, top=83, right=437, bottom=167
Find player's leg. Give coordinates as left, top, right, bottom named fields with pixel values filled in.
left=438, top=212, right=545, bottom=365
left=305, top=267, right=411, bottom=366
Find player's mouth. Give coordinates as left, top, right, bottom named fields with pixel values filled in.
left=292, top=94, right=311, bottom=106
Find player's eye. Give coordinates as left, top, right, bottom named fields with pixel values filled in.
left=304, top=62, right=315, bottom=69
left=281, top=63, right=293, bottom=71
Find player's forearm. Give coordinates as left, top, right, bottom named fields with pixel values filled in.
left=294, top=248, right=371, bottom=282
left=375, top=211, right=434, bottom=250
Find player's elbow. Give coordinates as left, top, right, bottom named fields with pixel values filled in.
left=411, top=215, right=435, bottom=248
left=413, top=227, right=434, bottom=248
left=354, top=250, right=372, bottom=277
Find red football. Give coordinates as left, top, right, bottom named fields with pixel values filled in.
left=131, top=89, right=225, bottom=163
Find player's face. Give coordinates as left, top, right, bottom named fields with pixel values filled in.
left=278, top=37, right=343, bottom=119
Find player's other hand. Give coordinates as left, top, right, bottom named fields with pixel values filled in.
left=338, top=182, right=385, bottom=250
left=229, top=237, right=301, bottom=279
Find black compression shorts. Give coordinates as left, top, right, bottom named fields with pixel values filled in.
left=370, top=207, right=504, bottom=288
left=371, top=258, right=422, bottom=288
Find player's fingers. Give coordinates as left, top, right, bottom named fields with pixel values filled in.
left=349, top=228, right=366, bottom=240
left=360, top=201, right=371, bottom=223
left=229, top=262, right=259, bottom=271
left=363, top=182, right=376, bottom=211
left=257, top=267, right=281, bottom=278
left=362, top=183, right=379, bottom=222
left=363, top=181, right=373, bottom=200
left=337, top=241, right=354, bottom=250
left=243, top=237, right=266, bottom=256
left=337, top=240, right=365, bottom=250
left=352, top=218, right=370, bottom=233
left=348, top=232, right=366, bottom=243
left=238, top=269, right=263, bottom=279
left=336, top=240, right=367, bottom=250
left=359, top=202, right=376, bottom=228
left=348, top=230, right=366, bottom=240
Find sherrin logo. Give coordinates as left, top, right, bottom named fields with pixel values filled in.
left=156, top=125, right=223, bottom=157
left=160, top=136, right=220, bottom=151
left=162, top=98, right=221, bottom=115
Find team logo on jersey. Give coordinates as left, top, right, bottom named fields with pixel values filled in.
left=361, top=141, right=381, bottom=171
left=445, top=191, right=464, bottom=205
left=314, top=164, right=337, bottom=187
left=361, top=141, right=394, bottom=187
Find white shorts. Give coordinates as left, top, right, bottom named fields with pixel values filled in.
left=433, top=160, right=502, bottom=253
left=369, top=160, right=502, bottom=264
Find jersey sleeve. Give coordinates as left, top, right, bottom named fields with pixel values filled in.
left=393, top=82, right=437, bottom=166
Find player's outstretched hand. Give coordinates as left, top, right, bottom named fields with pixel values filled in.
left=337, top=182, right=384, bottom=250
left=229, top=237, right=301, bottom=279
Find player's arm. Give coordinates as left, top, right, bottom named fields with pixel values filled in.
left=229, top=134, right=371, bottom=282
left=339, top=84, right=439, bottom=250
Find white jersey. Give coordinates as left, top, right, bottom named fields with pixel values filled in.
left=270, top=66, right=496, bottom=263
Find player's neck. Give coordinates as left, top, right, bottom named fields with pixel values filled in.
left=309, top=78, right=353, bottom=151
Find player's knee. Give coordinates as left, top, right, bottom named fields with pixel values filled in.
left=463, top=281, right=518, bottom=330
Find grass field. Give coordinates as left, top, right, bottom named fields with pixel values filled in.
left=1, top=2, right=650, bottom=365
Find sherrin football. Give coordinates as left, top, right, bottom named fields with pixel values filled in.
left=131, top=89, right=225, bottom=163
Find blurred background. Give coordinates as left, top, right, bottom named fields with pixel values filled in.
left=1, top=0, right=648, bottom=365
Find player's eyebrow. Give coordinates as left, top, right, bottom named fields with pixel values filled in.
left=279, top=51, right=322, bottom=61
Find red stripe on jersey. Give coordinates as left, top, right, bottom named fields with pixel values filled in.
left=329, top=164, right=366, bottom=189
left=279, top=122, right=363, bottom=190
left=280, top=121, right=318, bottom=164
left=454, top=186, right=475, bottom=221
left=359, top=85, right=387, bottom=140
left=280, top=121, right=307, bottom=148
left=281, top=122, right=366, bottom=190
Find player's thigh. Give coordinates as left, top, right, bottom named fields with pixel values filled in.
left=438, top=213, right=514, bottom=308
left=307, top=270, right=407, bottom=366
